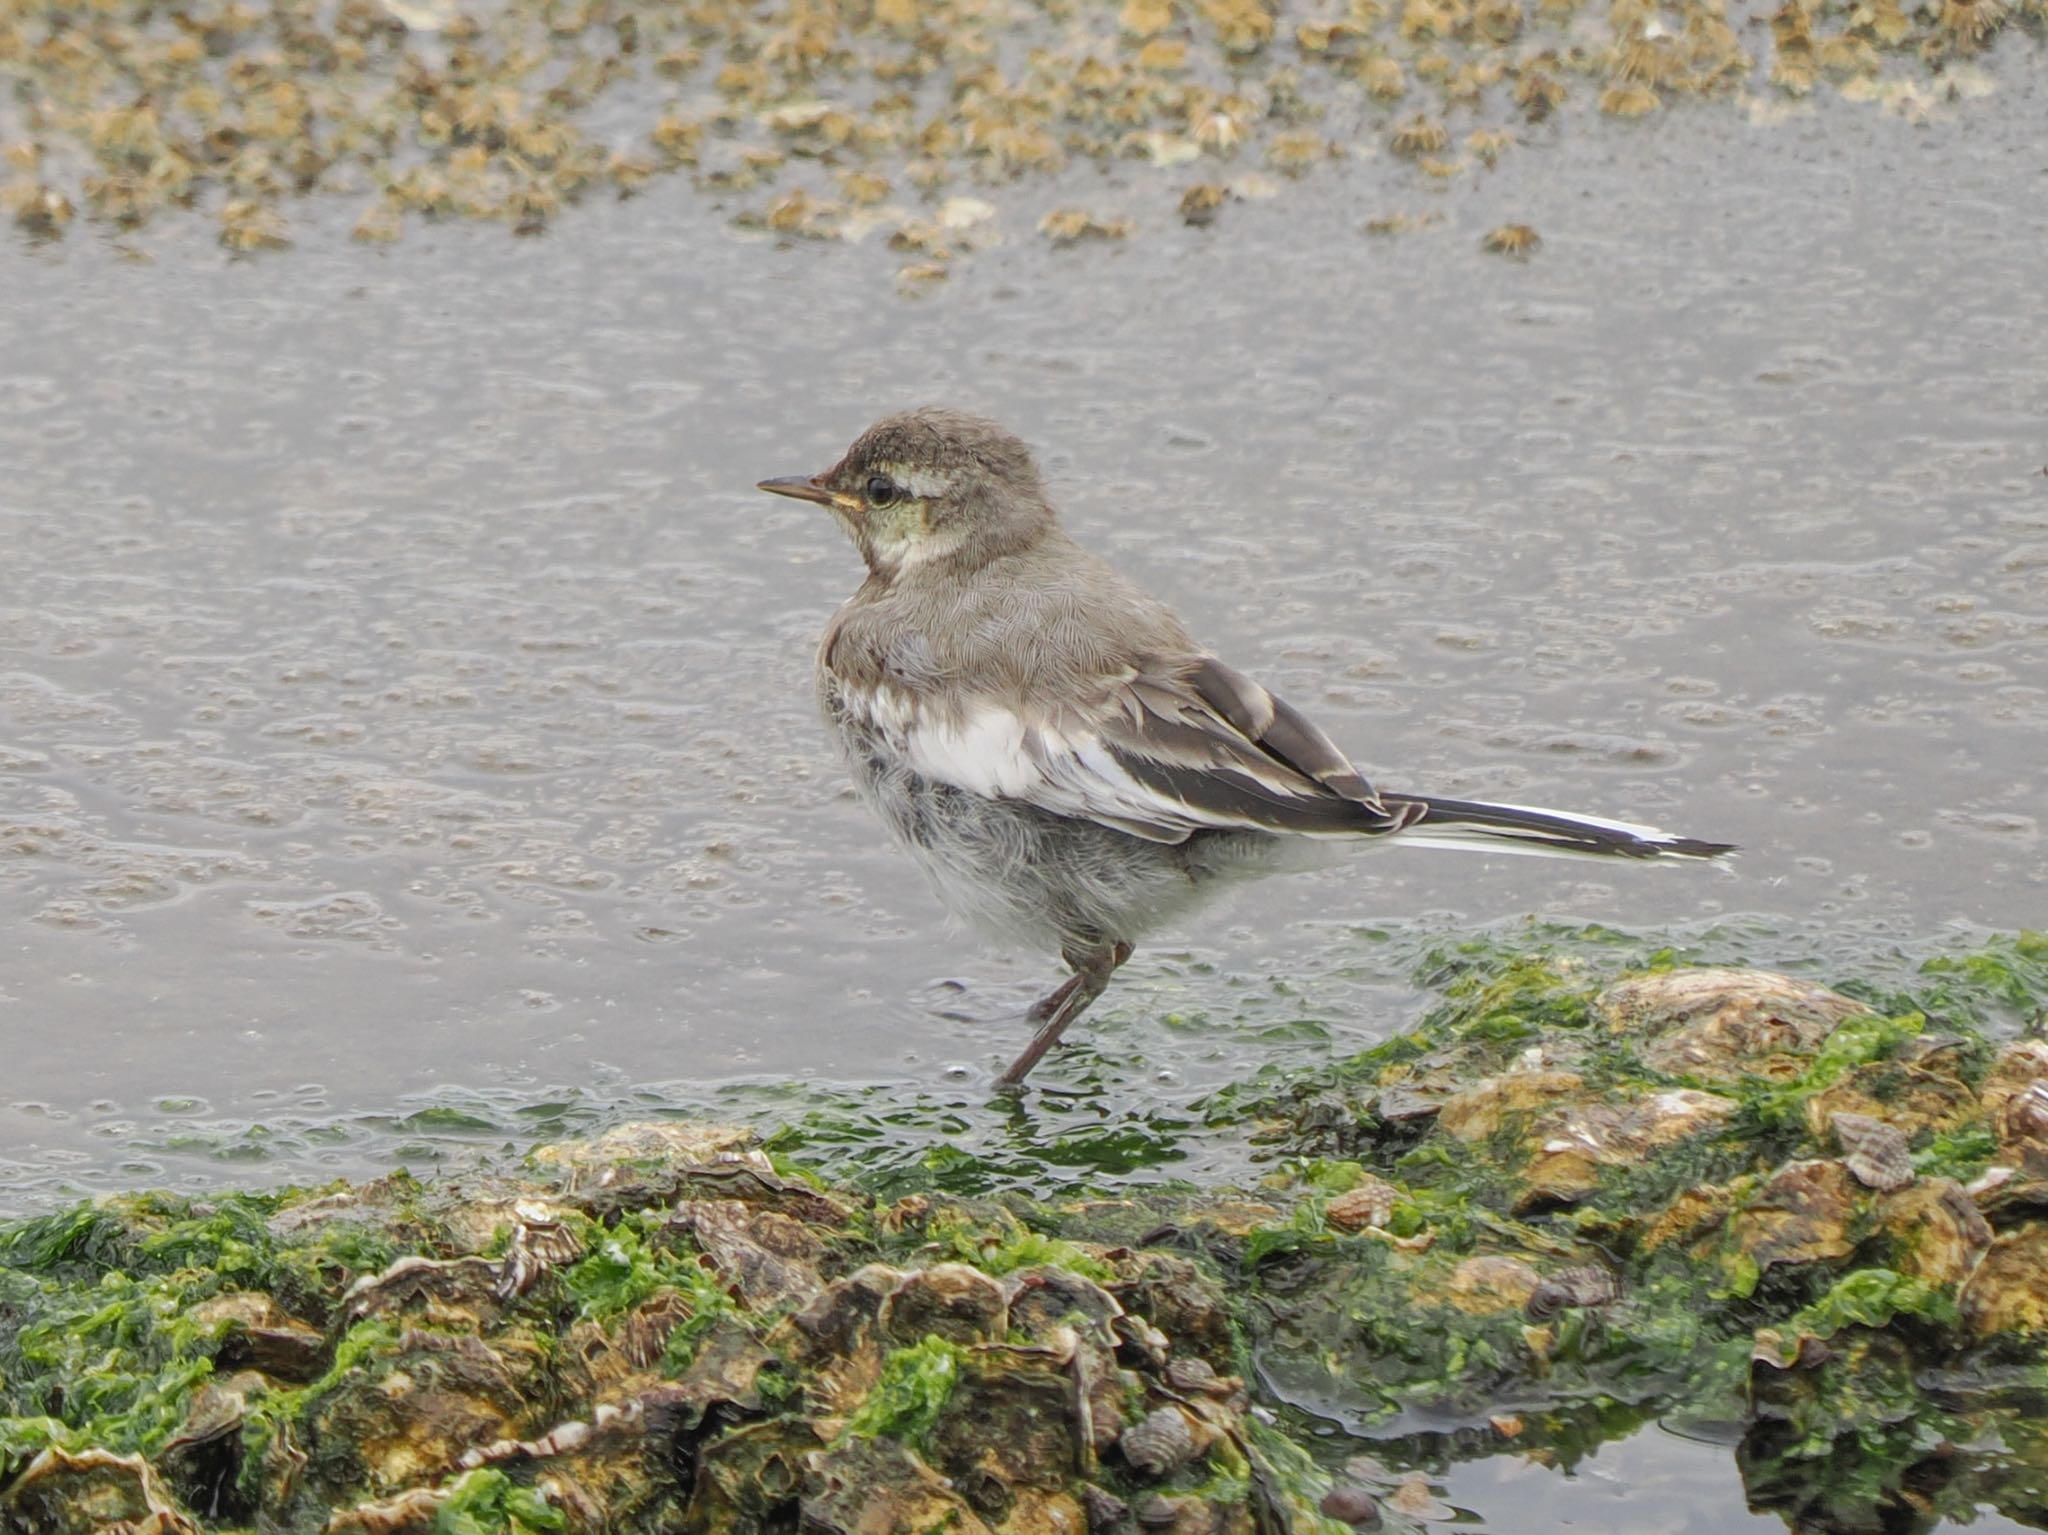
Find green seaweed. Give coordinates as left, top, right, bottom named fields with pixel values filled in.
left=1845, top=930, right=2048, bottom=1026
left=434, top=1467, right=568, bottom=1534
left=945, top=1224, right=1116, bottom=1283
left=845, top=1336, right=962, bottom=1446
left=557, top=1210, right=739, bottom=1372
left=1912, top=1122, right=1999, bottom=1181
left=1783, top=1268, right=1956, bottom=1341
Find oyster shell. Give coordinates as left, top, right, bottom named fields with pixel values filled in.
left=1802, top=1063, right=1978, bottom=1140
left=1999, top=1082, right=2048, bottom=1171
left=1133, top=1491, right=1223, bottom=1533
left=672, top=1199, right=822, bottom=1309
left=1981, top=1041, right=2048, bottom=1122
left=924, top=1341, right=1091, bottom=1502
left=682, top=1417, right=824, bottom=1528
left=1597, top=969, right=1868, bottom=1081
left=322, top=1484, right=455, bottom=1533
left=1082, top=1483, right=1132, bottom=1530
left=495, top=1207, right=586, bottom=1300
left=1959, top=1225, right=2048, bottom=1336
left=1163, top=1356, right=1226, bottom=1395
left=1003, top=1266, right=1124, bottom=1341
left=1730, top=1160, right=1860, bottom=1273
left=1110, top=1254, right=1234, bottom=1361
left=800, top=1435, right=995, bottom=1535
left=786, top=1263, right=905, bottom=1362
left=877, top=1262, right=1009, bottom=1347
left=1638, top=1184, right=1736, bottom=1256
left=1515, top=1090, right=1738, bottom=1208
left=302, top=1326, right=549, bottom=1500
left=1443, top=1256, right=1544, bottom=1316
left=532, top=1121, right=760, bottom=1178
left=341, top=1253, right=511, bottom=1329
left=187, top=1291, right=326, bottom=1381
left=0, top=1447, right=200, bottom=1535
left=1320, top=1485, right=1383, bottom=1527
left=1874, top=1178, right=1992, bottom=1286
left=1436, top=1070, right=1586, bottom=1140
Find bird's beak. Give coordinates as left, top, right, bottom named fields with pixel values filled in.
left=756, top=475, right=835, bottom=507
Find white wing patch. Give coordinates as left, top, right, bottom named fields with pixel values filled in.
left=906, top=703, right=1038, bottom=800
left=843, top=687, right=1314, bottom=845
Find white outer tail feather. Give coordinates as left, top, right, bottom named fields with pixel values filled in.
left=1386, top=794, right=1736, bottom=862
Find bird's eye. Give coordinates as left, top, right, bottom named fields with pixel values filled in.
left=865, top=475, right=900, bottom=508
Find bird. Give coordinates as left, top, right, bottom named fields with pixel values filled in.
left=757, top=408, right=1734, bottom=1088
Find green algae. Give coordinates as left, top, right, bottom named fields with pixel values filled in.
left=558, top=1213, right=684, bottom=1319
left=1865, top=929, right=2048, bottom=1025
left=434, top=1467, right=568, bottom=1534
left=844, top=1336, right=962, bottom=1446
left=1781, top=1267, right=1957, bottom=1340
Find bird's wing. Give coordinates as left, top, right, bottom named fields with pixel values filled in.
left=886, top=656, right=1411, bottom=845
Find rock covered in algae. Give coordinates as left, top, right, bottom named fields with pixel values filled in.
left=3, top=935, right=2048, bottom=1535
left=1205, top=934, right=2048, bottom=1529
left=0, top=1123, right=1306, bottom=1535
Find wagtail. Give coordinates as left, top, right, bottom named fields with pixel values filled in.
left=759, top=408, right=1733, bottom=1088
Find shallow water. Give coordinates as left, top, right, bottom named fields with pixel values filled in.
left=3, top=39, right=2047, bottom=1531
left=6, top=85, right=2044, bottom=1198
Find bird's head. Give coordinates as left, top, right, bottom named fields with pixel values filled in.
left=757, top=407, right=1055, bottom=578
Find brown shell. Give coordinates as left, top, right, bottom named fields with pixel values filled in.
left=673, top=1199, right=823, bottom=1308
left=1960, top=1225, right=2048, bottom=1336
left=1119, top=1405, right=1209, bottom=1478
left=1981, top=1041, right=2048, bottom=1121
left=1163, top=1356, right=1223, bottom=1394
left=1321, top=1485, right=1384, bottom=1527
left=531, top=1121, right=761, bottom=1179
left=1003, top=1265, right=1125, bottom=1341
left=1829, top=1111, right=1915, bottom=1191
left=1325, top=1176, right=1404, bottom=1232
left=0, top=1447, right=200, bottom=1535
left=2000, top=1081, right=2048, bottom=1165
left=787, top=1263, right=907, bottom=1362
left=1876, top=1178, right=1992, bottom=1287
left=1436, top=1070, right=1586, bottom=1140
left=1803, top=1063, right=1978, bottom=1141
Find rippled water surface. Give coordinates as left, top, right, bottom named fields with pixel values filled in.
left=5, top=58, right=2046, bottom=1196
left=3, top=49, right=2047, bottom=1531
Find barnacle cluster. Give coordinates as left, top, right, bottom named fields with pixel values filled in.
left=0, top=0, right=2035, bottom=269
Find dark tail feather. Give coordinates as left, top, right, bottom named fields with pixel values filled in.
left=1382, top=793, right=1736, bottom=862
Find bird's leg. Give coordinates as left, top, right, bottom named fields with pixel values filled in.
left=996, top=940, right=1134, bottom=1089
